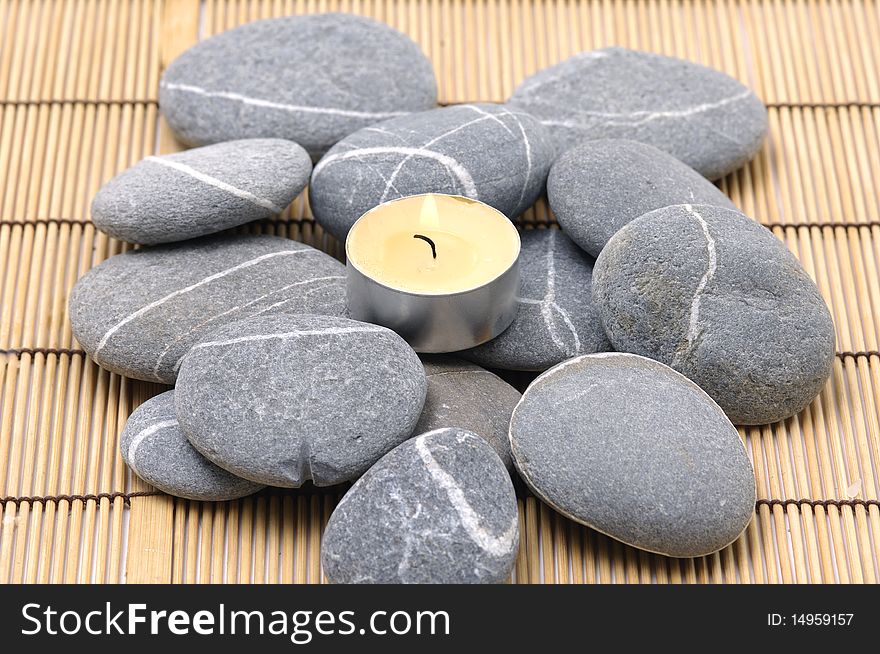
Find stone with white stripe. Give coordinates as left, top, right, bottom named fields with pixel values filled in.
left=91, top=139, right=312, bottom=245
left=322, top=427, right=518, bottom=583
left=68, top=234, right=346, bottom=384
left=510, top=353, right=756, bottom=558
left=309, top=103, right=555, bottom=241
left=159, top=14, right=437, bottom=159
left=461, top=229, right=610, bottom=371
left=415, top=356, right=521, bottom=470
left=175, top=314, right=427, bottom=487
left=592, top=205, right=835, bottom=424
left=120, top=390, right=264, bottom=501
left=548, top=139, right=737, bottom=257
left=508, top=47, right=768, bottom=179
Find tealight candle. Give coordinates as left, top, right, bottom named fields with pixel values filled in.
left=346, top=194, right=521, bottom=353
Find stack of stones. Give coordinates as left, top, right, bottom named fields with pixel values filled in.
left=68, top=13, right=836, bottom=583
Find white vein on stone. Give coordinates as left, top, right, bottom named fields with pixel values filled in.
left=312, top=146, right=478, bottom=198
left=152, top=275, right=345, bottom=379
left=462, top=104, right=514, bottom=136
left=539, top=90, right=753, bottom=129
left=517, top=231, right=581, bottom=356
left=191, top=325, right=387, bottom=351
left=127, top=419, right=178, bottom=469
left=93, top=250, right=315, bottom=360
left=161, top=82, right=409, bottom=120
left=376, top=110, right=498, bottom=203
left=145, top=156, right=283, bottom=213
left=425, top=369, right=498, bottom=380
left=415, top=431, right=517, bottom=558
left=497, top=107, right=532, bottom=214
left=673, top=204, right=717, bottom=367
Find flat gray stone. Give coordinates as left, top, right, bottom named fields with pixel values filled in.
left=510, top=353, right=756, bottom=557
left=175, top=314, right=427, bottom=487
left=92, top=139, right=312, bottom=245
left=322, top=427, right=519, bottom=583
left=120, top=390, right=264, bottom=501
left=548, top=139, right=737, bottom=257
left=593, top=204, right=836, bottom=425
left=310, top=103, right=555, bottom=241
left=509, top=48, right=768, bottom=179
left=416, top=357, right=521, bottom=469
left=69, top=234, right=346, bottom=384
left=462, top=229, right=610, bottom=370
left=160, top=14, right=437, bottom=159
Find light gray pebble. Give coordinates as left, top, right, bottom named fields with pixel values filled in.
left=593, top=204, right=835, bottom=425
left=310, top=103, right=555, bottom=241
left=120, top=390, right=264, bottom=501
left=175, top=314, right=427, bottom=488
left=510, top=353, right=756, bottom=558
left=548, top=139, right=736, bottom=257
left=416, top=356, right=521, bottom=469
left=509, top=47, right=768, bottom=179
left=160, top=14, right=437, bottom=160
left=91, top=139, right=312, bottom=245
left=68, top=234, right=346, bottom=384
left=462, top=229, right=611, bottom=371
left=322, top=427, right=519, bottom=583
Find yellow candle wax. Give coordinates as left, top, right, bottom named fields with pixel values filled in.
left=346, top=194, right=520, bottom=294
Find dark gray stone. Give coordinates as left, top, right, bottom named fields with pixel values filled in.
left=548, top=139, right=736, bottom=257
left=593, top=204, right=836, bottom=425
left=509, top=47, right=768, bottom=179
left=509, top=353, right=756, bottom=558
left=68, top=234, right=346, bottom=384
left=120, top=390, right=264, bottom=501
left=310, top=103, right=555, bottom=241
left=175, top=314, right=427, bottom=488
left=160, top=14, right=437, bottom=160
left=322, top=427, right=519, bottom=583
left=462, top=229, right=611, bottom=370
left=416, top=357, right=521, bottom=469
left=92, top=139, right=312, bottom=245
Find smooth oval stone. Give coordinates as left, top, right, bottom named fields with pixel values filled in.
left=510, top=353, right=756, bottom=557
left=548, top=139, right=737, bottom=257
left=175, top=314, right=427, bottom=487
left=92, top=139, right=312, bottom=245
left=120, top=390, right=264, bottom=501
left=310, top=103, right=555, bottom=241
left=509, top=47, right=768, bottom=179
left=68, top=234, right=346, bottom=384
left=416, top=356, right=521, bottom=469
left=593, top=204, right=835, bottom=425
left=322, top=428, right=519, bottom=583
left=160, top=14, right=437, bottom=159
left=462, top=229, right=610, bottom=371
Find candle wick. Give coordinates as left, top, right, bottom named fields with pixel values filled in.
left=413, top=234, right=437, bottom=259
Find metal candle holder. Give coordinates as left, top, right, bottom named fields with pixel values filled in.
left=345, top=194, right=521, bottom=353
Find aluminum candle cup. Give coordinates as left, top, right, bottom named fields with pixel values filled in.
left=345, top=194, right=521, bottom=353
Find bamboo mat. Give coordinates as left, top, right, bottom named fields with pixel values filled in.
left=0, top=0, right=878, bottom=585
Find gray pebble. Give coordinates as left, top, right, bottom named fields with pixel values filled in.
left=120, top=390, right=264, bottom=501
left=462, top=229, right=611, bottom=370
left=310, top=103, right=555, bottom=241
left=593, top=204, right=835, bottom=425
left=509, top=47, right=768, bottom=179
left=92, top=139, right=312, bottom=245
left=510, top=353, right=756, bottom=558
left=160, top=14, right=437, bottom=159
left=548, top=139, right=736, bottom=257
left=322, top=427, right=519, bottom=583
left=416, top=356, right=521, bottom=469
left=175, top=314, right=427, bottom=487
left=69, top=234, right=346, bottom=384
